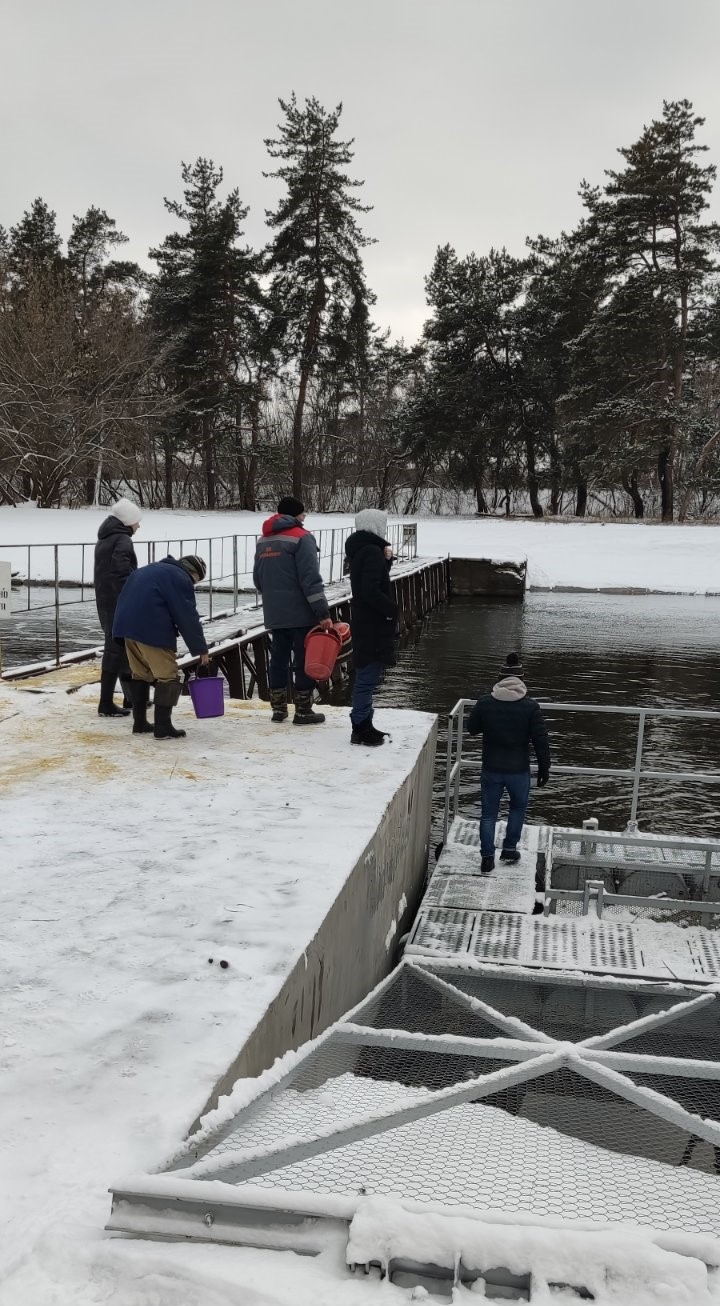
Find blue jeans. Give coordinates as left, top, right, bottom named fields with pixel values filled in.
left=269, top=626, right=314, bottom=691
left=480, top=770, right=531, bottom=859
left=351, top=662, right=385, bottom=726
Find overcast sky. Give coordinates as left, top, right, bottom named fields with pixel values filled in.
left=3, top=0, right=720, bottom=341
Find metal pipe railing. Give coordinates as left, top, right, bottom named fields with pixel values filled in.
left=442, top=697, right=720, bottom=840
left=1, top=522, right=418, bottom=667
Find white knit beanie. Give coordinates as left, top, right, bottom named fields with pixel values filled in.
left=355, top=508, right=388, bottom=540
left=111, top=497, right=141, bottom=527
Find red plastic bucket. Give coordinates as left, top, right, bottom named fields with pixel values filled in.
left=304, top=625, right=343, bottom=681
left=188, top=672, right=225, bottom=719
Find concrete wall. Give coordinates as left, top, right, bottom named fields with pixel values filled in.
left=192, top=720, right=438, bottom=1127
left=450, top=557, right=526, bottom=599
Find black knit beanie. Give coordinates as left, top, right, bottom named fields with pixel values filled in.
left=499, top=651, right=524, bottom=680
left=277, top=496, right=305, bottom=517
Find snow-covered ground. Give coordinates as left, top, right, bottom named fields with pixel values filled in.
left=1, top=505, right=719, bottom=593
left=0, top=679, right=435, bottom=1305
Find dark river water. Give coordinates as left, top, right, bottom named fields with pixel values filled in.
left=5, top=589, right=720, bottom=839
left=377, top=594, right=720, bottom=843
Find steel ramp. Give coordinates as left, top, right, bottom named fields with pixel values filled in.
left=108, top=957, right=720, bottom=1254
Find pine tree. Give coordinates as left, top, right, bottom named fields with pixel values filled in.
left=149, top=159, right=262, bottom=508
left=9, top=198, right=63, bottom=284
left=264, top=94, right=374, bottom=497
left=67, top=207, right=143, bottom=323
left=578, top=100, right=720, bottom=520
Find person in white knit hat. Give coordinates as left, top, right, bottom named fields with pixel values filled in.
left=94, top=498, right=142, bottom=718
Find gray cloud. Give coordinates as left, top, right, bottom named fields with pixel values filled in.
left=3, top=0, right=719, bottom=341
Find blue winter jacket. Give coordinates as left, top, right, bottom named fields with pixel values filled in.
left=113, top=556, right=209, bottom=655
left=253, top=514, right=330, bottom=630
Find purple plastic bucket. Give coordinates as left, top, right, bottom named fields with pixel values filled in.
left=188, top=673, right=225, bottom=719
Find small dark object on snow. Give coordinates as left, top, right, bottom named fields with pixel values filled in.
left=208, top=958, right=214, bottom=964
left=220, top=959, right=229, bottom=969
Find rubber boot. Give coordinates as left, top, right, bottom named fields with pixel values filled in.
left=120, top=674, right=133, bottom=710
left=351, top=717, right=384, bottom=747
left=270, top=688, right=289, bottom=723
left=130, top=679, right=154, bottom=735
left=98, top=672, right=131, bottom=717
left=293, top=690, right=325, bottom=725
left=154, top=680, right=186, bottom=740
left=500, top=848, right=521, bottom=864
left=481, top=856, right=496, bottom=874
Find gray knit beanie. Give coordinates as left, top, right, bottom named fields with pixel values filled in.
left=355, top=508, right=388, bottom=541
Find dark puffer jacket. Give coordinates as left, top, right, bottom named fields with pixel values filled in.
left=113, top=556, right=208, bottom=655
left=94, top=515, right=137, bottom=632
left=467, top=684, right=551, bottom=777
left=345, top=530, right=398, bottom=668
left=253, top=514, right=330, bottom=630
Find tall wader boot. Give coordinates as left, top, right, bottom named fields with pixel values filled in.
left=130, top=679, right=154, bottom=735
left=154, top=679, right=186, bottom=740
left=120, top=673, right=133, bottom=710
left=98, top=672, right=131, bottom=717
left=293, top=689, right=325, bottom=726
left=270, top=688, right=289, bottom=723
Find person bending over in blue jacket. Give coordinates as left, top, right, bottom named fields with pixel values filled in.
left=253, top=496, right=332, bottom=726
left=467, top=652, right=550, bottom=873
left=113, top=554, right=209, bottom=740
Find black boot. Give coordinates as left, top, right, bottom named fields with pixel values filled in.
left=500, top=848, right=521, bottom=864
left=98, top=672, right=131, bottom=717
left=120, top=674, right=133, bottom=710
left=270, top=688, right=289, bottom=723
left=481, top=856, right=496, bottom=874
left=154, top=680, right=186, bottom=740
left=351, top=717, right=385, bottom=747
left=293, top=690, right=325, bottom=725
left=130, top=679, right=154, bottom=735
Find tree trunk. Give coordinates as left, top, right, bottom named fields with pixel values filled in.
left=658, top=447, right=674, bottom=522
left=548, top=438, right=561, bottom=515
left=622, top=470, right=644, bottom=519
left=678, top=428, right=720, bottom=522
left=474, top=473, right=488, bottom=515
left=163, top=432, right=174, bottom=508
left=203, top=412, right=215, bottom=510
left=244, top=398, right=260, bottom=511
left=575, top=481, right=588, bottom=517
left=525, top=435, right=543, bottom=517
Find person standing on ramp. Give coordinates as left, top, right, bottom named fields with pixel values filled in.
left=467, top=652, right=550, bottom=872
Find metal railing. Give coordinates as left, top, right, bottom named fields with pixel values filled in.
left=0, top=521, right=418, bottom=668
left=443, top=698, right=720, bottom=841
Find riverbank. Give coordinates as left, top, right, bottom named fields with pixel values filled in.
left=1, top=507, right=719, bottom=595
left=0, top=679, right=435, bottom=1302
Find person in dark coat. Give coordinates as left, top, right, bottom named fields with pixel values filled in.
left=344, top=508, right=398, bottom=747
left=113, top=554, right=209, bottom=740
left=467, top=652, right=550, bottom=872
left=94, top=498, right=141, bottom=717
left=253, top=496, right=332, bottom=726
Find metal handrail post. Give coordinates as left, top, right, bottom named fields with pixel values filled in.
left=453, top=701, right=466, bottom=824
left=208, top=539, right=213, bottom=621
left=443, top=712, right=455, bottom=844
left=329, top=529, right=336, bottom=583
left=233, top=536, right=239, bottom=612
left=53, top=544, right=60, bottom=667
left=628, top=709, right=647, bottom=830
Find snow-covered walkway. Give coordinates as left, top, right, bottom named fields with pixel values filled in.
left=0, top=681, right=434, bottom=1303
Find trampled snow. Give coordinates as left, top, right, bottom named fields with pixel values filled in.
left=0, top=679, right=434, bottom=1304
left=2, top=505, right=720, bottom=593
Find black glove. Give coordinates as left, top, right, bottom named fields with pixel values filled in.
left=537, top=771, right=550, bottom=788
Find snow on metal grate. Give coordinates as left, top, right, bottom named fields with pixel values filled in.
left=409, top=907, right=475, bottom=954
left=426, top=874, right=502, bottom=912
left=588, top=924, right=640, bottom=972
left=472, top=913, right=525, bottom=963
left=530, top=922, right=581, bottom=968
left=447, top=817, right=480, bottom=847
left=691, top=934, right=720, bottom=978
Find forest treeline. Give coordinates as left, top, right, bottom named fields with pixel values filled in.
left=1, top=95, right=719, bottom=521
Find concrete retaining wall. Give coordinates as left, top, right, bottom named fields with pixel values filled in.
left=192, top=719, right=438, bottom=1126
left=450, top=556, right=526, bottom=599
